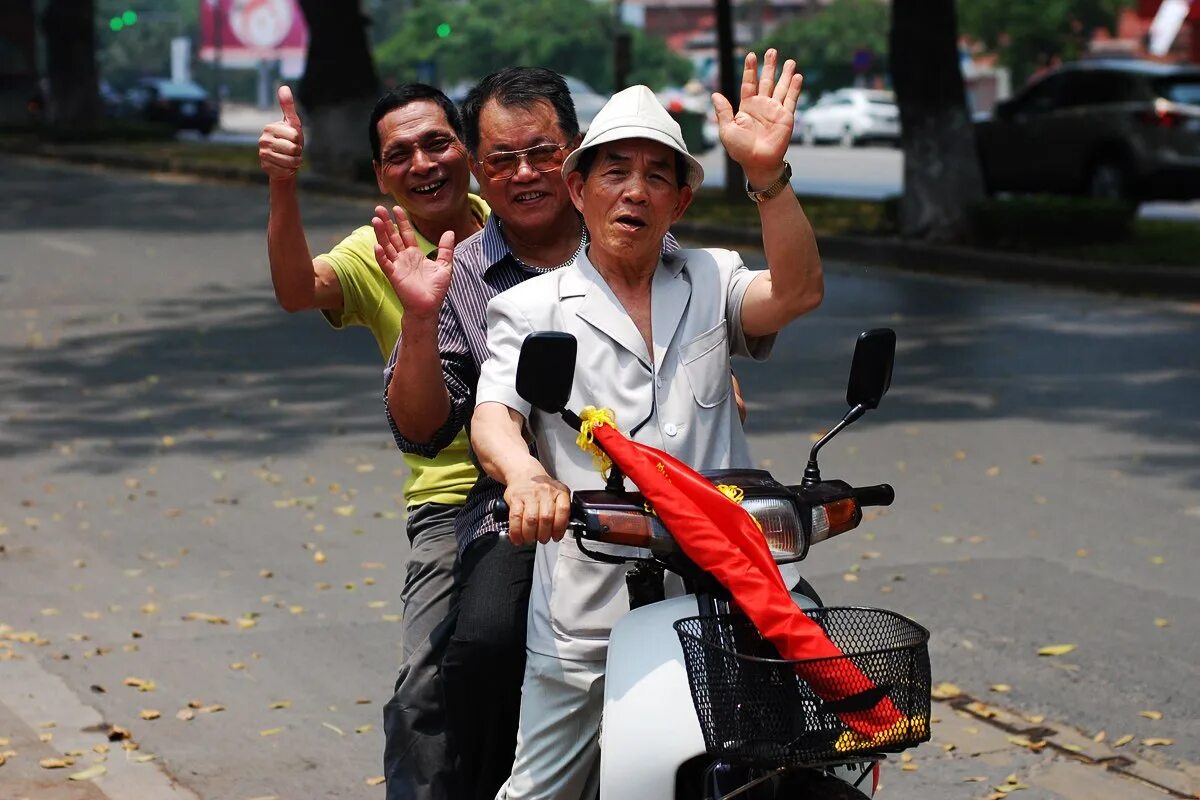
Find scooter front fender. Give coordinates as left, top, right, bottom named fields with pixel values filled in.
left=600, top=592, right=820, bottom=800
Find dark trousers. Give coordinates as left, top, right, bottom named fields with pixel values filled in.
left=442, top=534, right=536, bottom=800
left=383, top=502, right=460, bottom=800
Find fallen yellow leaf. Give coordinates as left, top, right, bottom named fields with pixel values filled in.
left=123, top=676, right=156, bottom=692
left=259, top=727, right=283, bottom=737
left=140, top=709, right=161, bottom=720
left=313, top=551, right=327, bottom=564
left=1142, top=738, right=1174, bottom=747
left=355, top=724, right=373, bottom=734
left=990, top=684, right=1012, bottom=693
left=69, top=764, right=107, bottom=781
left=161, top=435, right=176, bottom=447
left=323, top=722, right=345, bottom=736
left=176, top=708, right=195, bottom=721
left=1093, top=730, right=1107, bottom=743
left=931, top=681, right=960, bottom=700
left=1139, top=710, right=1163, bottom=720
left=1113, top=734, right=1134, bottom=747
left=1037, top=644, right=1076, bottom=657
left=1154, top=618, right=1169, bottom=628
left=270, top=700, right=292, bottom=710
left=132, top=754, right=158, bottom=763
left=182, top=612, right=229, bottom=625
left=333, top=505, right=355, bottom=517
left=40, top=757, right=74, bottom=769
left=366, top=776, right=386, bottom=786
left=901, top=763, right=918, bottom=771
left=985, top=466, right=1001, bottom=477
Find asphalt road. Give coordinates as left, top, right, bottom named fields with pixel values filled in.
left=1, top=155, right=1197, bottom=799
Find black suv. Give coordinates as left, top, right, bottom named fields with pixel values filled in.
left=974, top=60, right=1200, bottom=204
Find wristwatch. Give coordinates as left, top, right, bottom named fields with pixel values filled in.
left=745, top=161, right=792, bottom=204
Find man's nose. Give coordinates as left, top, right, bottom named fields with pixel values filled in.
left=623, top=173, right=650, bottom=203
left=410, top=146, right=434, bottom=172
left=511, top=153, right=539, bottom=182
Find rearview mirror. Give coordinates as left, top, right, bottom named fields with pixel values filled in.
left=846, top=328, right=895, bottom=410
left=516, top=332, right=577, bottom=413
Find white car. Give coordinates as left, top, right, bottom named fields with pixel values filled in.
left=565, top=76, right=609, bottom=134
left=799, top=89, right=900, bottom=147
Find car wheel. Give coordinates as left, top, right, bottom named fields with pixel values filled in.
left=840, top=126, right=856, bottom=148
left=1088, top=159, right=1129, bottom=203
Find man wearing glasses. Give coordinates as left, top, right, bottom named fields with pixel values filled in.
left=258, top=83, right=488, bottom=800
left=375, top=67, right=677, bottom=799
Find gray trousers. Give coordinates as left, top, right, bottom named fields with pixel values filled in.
left=382, top=502, right=460, bottom=800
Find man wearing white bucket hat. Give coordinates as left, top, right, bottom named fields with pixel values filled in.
left=470, top=50, right=822, bottom=799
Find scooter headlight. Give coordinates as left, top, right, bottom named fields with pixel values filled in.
left=740, top=496, right=805, bottom=562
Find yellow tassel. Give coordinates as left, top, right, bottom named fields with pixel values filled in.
left=576, top=406, right=616, bottom=475
left=833, top=714, right=928, bottom=753
left=715, top=484, right=744, bottom=504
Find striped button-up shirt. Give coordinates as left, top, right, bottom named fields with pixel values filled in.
left=385, top=213, right=678, bottom=553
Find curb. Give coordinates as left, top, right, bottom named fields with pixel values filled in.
left=12, top=144, right=1199, bottom=301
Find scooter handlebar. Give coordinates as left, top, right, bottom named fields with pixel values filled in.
left=853, top=483, right=895, bottom=508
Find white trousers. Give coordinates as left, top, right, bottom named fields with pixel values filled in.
left=495, top=649, right=606, bottom=800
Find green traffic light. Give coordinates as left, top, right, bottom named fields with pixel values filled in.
left=436, top=22, right=451, bottom=38
left=122, top=10, right=138, bottom=25
left=110, top=17, right=124, bottom=31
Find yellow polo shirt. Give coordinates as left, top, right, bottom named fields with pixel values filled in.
left=318, top=194, right=489, bottom=507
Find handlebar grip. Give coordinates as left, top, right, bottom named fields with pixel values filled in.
left=854, top=484, right=895, bottom=507
left=491, top=499, right=509, bottom=523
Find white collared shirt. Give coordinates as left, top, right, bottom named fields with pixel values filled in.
left=476, top=246, right=775, bottom=661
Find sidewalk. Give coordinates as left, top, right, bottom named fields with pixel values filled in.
left=7, top=140, right=1200, bottom=302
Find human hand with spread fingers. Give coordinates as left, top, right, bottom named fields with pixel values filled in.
left=712, top=49, right=803, bottom=190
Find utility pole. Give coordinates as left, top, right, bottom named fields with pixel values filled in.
left=614, top=0, right=631, bottom=91
left=716, top=0, right=740, bottom=198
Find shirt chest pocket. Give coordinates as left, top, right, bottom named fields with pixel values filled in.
left=681, top=320, right=732, bottom=408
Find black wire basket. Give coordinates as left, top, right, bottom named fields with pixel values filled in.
left=673, top=608, right=931, bottom=768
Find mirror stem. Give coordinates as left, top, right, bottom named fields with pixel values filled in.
left=800, top=404, right=867, bottom=488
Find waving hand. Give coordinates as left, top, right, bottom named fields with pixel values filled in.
left=372, top=205, right=454, bottom=321
left=712, top=50, right=802, bottom=185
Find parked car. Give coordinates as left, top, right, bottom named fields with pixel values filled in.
left=125, top=78, right=219, bottom=135
left=974, top=60, right=1200, bottom=204
left=564, top=76, right=608, bottom=133
left=799, top=88, right=899, bottom=147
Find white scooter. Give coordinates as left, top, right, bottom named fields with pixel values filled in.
left=509, top=328, right=931, bottom=800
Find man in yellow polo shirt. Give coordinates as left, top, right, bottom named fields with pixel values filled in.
left=258, top=82, right=486, bottom=800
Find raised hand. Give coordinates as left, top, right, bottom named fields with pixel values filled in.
left=372, top=205, right=455, bottom=321
left=712, top=50, right=802, bottom=185
left=258, top=85, right=305, bottom=181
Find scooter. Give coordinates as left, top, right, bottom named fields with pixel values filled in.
left=506, top=328, right=931, bottom=799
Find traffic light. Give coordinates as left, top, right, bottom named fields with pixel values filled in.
left=109, top=9, right=138, bottom=31
left=436, top=22, right=451, bottom=38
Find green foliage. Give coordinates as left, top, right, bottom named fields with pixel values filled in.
left=957, top=0, right=1134, bottom=86
left=373, top=0, right=691, bottom=93
left=753, top=0, right=890, bottom=99
left=969, top=195, right=1135, bottom=247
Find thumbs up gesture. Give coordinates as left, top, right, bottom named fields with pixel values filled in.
left=258, top=85, right=305, bottom=181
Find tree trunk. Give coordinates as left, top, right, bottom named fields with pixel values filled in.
left=890, top=0, right=984, bottom=242
left=296, top=0, right=380, bottom=182
left=40, top=0, right=101, bottom=128
left=715, top=0, right=742, bottom=200
left=0, top=0, right=37, bottom=125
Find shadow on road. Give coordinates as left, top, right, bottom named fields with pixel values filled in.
left=0, top=284, right=386, bottom=473
left=740, top=269, right=1200, bottom=489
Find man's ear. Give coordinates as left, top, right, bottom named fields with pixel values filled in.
left=566, top=171, right=587, bottom=215
left=373, top=160, right=387, bottom=196
left=672, top=184, right=694, bottom=223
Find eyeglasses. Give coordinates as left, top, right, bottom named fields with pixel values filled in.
left=478, top=143, right=569, bottom=181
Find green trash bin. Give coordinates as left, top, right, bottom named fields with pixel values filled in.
left=669, top=108, right=711, bottom=154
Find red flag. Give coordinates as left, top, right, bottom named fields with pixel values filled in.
left=586, top=421, right=904, bottom=736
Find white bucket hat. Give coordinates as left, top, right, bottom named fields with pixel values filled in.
left=562, top=84, right=705, bottom=191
